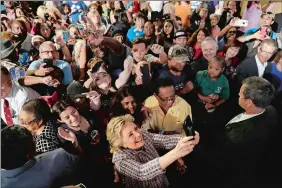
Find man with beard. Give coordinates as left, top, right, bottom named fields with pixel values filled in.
left=154, top=45, right=195, bottom=96
left=11, top=19, right=33, bottom=53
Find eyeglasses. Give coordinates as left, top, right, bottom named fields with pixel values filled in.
left=19, top=118, right=37, bottom=126
left=157, top=94, right=176, bottom=103
left=228, top=30, right=236, bottom=34
left=40, top=50, right=57, bottom=55
left=260, top=48, right=275, bottom=56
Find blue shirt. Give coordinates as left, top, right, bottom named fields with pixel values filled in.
left=65, top=1, right=88, bottom=24
left=28, top=59, right=73, bottom=85
left=271, top=62, right=282, bottom=92
left=245, top=27, right=277, bottom=40
left=127, top=26, right=144, bottom=43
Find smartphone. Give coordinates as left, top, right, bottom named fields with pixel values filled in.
left=62, top=31, right=70, bottom=42
left=233, top=19, right=248, bottom=27
left=140, top=64, right=151, bottom=86
left=183, top=115, right=195, bottom=137
left=260, top=27, right=268, bottom=40
left=43, top=58, right=53, bottom=68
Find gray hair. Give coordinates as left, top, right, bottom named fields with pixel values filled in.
left=242, top=76, right=275, bottom=108
left=39, top=41, right=56, bottom=53
left=260, top=38, right=278, bottom=51
left=210, top=13, right=220, bottom=21
left=201, top=36, right=219, bottom=50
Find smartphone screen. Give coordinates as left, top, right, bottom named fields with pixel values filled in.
left=43, top=58, right=53, bottom=68
left=260, top=27, right=267, bottom=39
left=140, top=64, right=150, bottom=86
left=62, top=31, right=70, bottom=42
left=183, top=115, right=195, bottom=137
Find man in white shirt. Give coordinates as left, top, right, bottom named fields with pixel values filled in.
left=236, top=39, right=278, bottom=84
left=1, top=66, right=40, bottom=126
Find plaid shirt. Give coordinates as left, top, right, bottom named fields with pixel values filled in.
left=112, top=131, right=180, bottom=188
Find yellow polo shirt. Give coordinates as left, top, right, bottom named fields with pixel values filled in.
left=142, top=95, right=192, bottom=135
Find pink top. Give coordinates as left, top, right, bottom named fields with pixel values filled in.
left=242, top=3, right=262, bottom=32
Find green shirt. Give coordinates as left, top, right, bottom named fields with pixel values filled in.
left=195, top=70, right=230, bottom=99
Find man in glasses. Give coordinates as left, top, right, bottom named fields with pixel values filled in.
left=142, top=78, right=192, bottom=136
left=26, top=41, right=73, bottom=85
left=236, top=39, right=278, bottom=85
left=142, top=78, right=193, bottom=177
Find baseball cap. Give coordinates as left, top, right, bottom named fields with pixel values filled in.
left=168, top=45, right=189, bottom=62
left=261, top=12, right=275, bottom=20
left=174, top=30, right=187, bottom=39
left=67, top=81, right=86, bottom=100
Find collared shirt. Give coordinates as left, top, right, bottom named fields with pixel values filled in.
left=28, top=59, right=73, bottom=85
left=1, top=81, right=40, bottom=125
left=112, top=131, right=180, bottom=188
left=127, top=26, right=144, bottom=43
left=143, top=95, right=192, bottom=135
left=226, top=110, right=265, bottom=126
left=255, top=55, right=268, bottom=77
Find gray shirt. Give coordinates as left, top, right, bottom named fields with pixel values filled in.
left=1, top=148, right=80, bottom=188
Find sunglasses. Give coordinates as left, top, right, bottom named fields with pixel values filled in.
left=228, top=31, right=236, bottom=34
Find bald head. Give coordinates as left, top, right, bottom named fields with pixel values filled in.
left=201, top=37, right=218, bottom=61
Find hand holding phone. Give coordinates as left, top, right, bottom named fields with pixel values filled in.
left=62, top=31, right=70, bottom=42
left=233, top=19, right=248, bottom=27
left=43, top=58, right=53, bottom=68
left=183, top=115, right=195, bottom=137
left=260, top=27, right=268, bottom=40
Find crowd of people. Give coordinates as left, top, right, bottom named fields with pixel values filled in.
left=1, top=1, right=282, bottom=188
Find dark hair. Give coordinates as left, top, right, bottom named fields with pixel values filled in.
left=187, top=28, right=210, bottom=46
left=48, top=66, right=64, bottom=82
left=135, top=12, right=147, bottom=22
left=21, top=99, right=52, bottom=124
left=114, top=9, right=128, bottom=24
left=1, top=66, right=10, bottom=76
left=2, top=125, right=35, bottom=169
left=223, top=39, right=242, bottom=54
left=242, top=77, right=275, bottom=108
left=52, top=100, right=73, bottom=120
left=162, top=19, right=174, bottom=40
left=153, top=78, right=174, bottom=94
left=132, top=37, right=149, bottom=48
left=110, top=1, right=125, bottom=11
left=111, top=86, right=140, bottom=116
left=210, top=55, right=226, bottom=68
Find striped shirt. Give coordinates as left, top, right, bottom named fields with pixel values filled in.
left=112, top=131, right=180, bottom=188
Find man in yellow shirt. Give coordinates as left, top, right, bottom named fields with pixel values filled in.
left=142, top=78, right=192, bottom=136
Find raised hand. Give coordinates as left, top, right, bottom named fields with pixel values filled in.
left=35, top=63, right=54, bottom=76
left=58, top=127, right=77, bottom=144
left=150, top=44, right=164, bottom=55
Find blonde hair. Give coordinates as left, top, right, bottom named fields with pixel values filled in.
left=37, top=5, right=48, bottom=19
left=73, top=39, right=86, bottom=64
left=210, top=13, right=220, bottom=21
left=106, top=114, right=135, bottom=153
left=87, top=10, right=102, bottom=25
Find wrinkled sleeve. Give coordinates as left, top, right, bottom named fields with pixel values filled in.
left=149, top=132, right=181, bottom=150
left=114, top=155, right=165, bottom=181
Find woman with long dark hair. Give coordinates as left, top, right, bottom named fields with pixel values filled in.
left=161, top=19, right=174, bottom=53
left=111, top=86, right=144, bottom=126
left=187, top=28, right=211, bottom=60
